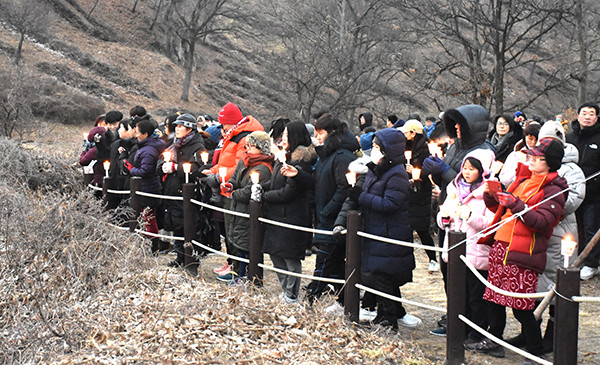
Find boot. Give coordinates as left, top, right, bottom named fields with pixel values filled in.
left=151, top=238, right=160, bottom=255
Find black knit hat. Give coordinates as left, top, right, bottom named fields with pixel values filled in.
left=524, top=138, right=564, bottom=172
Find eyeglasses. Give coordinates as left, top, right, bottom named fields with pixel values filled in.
left=496, top=122, right=509, bottom=127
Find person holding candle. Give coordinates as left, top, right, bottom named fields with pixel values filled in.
left=474, top=138, right=567, bottom=361
left=357, top=127, right=418, bottom=330
left=400, top=119, right=438, bottom=273
left=503, top=123, right=585, bottom=354
left=157, top=113, right=206, bottom=262
left=123, top=119, right=166, bottom=253
left=262, top=121, right=317, bottom=303
left=218, top=131, right=273, bottom=283
left=499, top=122, right=541, bottom=187
left=486, top=114, right=522, bottom=163
left=436, top=149, right=496, bottom=349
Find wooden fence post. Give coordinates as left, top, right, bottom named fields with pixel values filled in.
left=344, top=210, right=362, bottom=323
left=553, top=267, right=579, bottom=365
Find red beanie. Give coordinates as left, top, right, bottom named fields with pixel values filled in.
left=218, top=102, right=243, bottom=125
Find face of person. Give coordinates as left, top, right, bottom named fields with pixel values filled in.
left=578, top=107, right=598, bottom=128
left=245, top=144, right=261, bottom=154
left=425, top=120, right=433, bottom=127
left=360, top=116, right=366, bottom=125
left=495, top=117, right=510, bottom=136
left=281, top=128, right=289, bottom=151
left=403, top=130, right=415, bottom=141
left=136, top=126, right=148, bottom=141
left=462, top=160, right=480, bottom=184
left=118, top=124, right=130, bottom=139
left=525, top=134, right=537, bottom=149
left=222, top=124, right=234, bottom=132
left=528, top=155, right=551, bottom=175
left=387, top=120, right=394, bottom=128
left=315, top=128, right=328, bottom=145
left=455, top=123, right=461, bottom=139
left=108, top=122, right=119, bottom=131
left=175, top=124, right=192, bottom=139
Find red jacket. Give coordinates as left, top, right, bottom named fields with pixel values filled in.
left=210, top=116, right=264, bottom=182
left=480, top=163, right=568, bottom=273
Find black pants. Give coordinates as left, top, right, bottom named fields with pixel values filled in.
left=466, top=269, right=488, bottom=340
left=415, top=228, right=437, bottom=262
left=362, top=271, right=411, bottom=321
left=487, top=301, right=544, bottom=356
left=306, top=240, right=346, bottom=304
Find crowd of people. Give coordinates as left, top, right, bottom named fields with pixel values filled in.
left=80, top=101, right=600, bottom=364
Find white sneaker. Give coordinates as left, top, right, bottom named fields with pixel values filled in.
left=324, top=301, right=344, bottom=316
left=398, top=313, right=422, bottom=328
left=359, top=308, right=377, bottom=321
left=428, top=260, right=439, bottom=272
left=580, top=266, right=599, bottom=281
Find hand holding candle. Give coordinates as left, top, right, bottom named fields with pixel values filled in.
left=345, top=171, right=357, bottom=187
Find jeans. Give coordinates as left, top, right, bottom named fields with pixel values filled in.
left=577, top=201, right=600, bottom=268
left=270, top=254, right=302, bottom=299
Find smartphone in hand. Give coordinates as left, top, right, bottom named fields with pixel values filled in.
left=487, top=180, right=502, bottom=194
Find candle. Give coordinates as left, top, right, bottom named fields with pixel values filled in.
left=163, top=151, right=172, bottom=162
left=428, top=141, right=443, bottom=158
left=219, top=167, right=227, bottom=183
left=345, top=171, right=357, bottom=187
left=411, top=168, right=421, bottom=180
left=404, top=150, right=412, bottom=165
left=277, top=149, right=287, bottom=164
left=250, top=171, right=260, bottom=185
left=200, top=151, right=209, bottom=165
left=83, top=132, right=88, bottom=140
left=561, top=236, right=577, bottom=267
left=103, top=160, right=110, bottom=177
left=491, top=160, right=504, bottom=175
left=182, top=162, right=191, bottom=184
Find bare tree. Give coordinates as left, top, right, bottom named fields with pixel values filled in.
left=0, top=0, right=52, bottom=65
left=568, top=0, right=600, bottom=103
left=87, top=0, right=101, bottom=19
left=0, top=62, right=34, bottom=138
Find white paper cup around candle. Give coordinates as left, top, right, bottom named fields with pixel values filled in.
left=163, top=151, right=172, bottom=162
left=103, top=161, right=110, bottom=177
left=345, top=171, right=357, bottom=187
left=561, top=236, right=577, bottom=267
left=411, top=167, right=421, bottom=180
left=183, top=163, right=192, bottom=184
left=200, top=151, right=209, bottom=164
left=277, top=150, right=287, bottom=164
left=404, top=150, right=412, bottom=164
left=219, top=167, right=227, bottom=183
left=250, top=171, right=260, bottom=185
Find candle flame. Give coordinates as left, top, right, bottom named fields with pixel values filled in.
left=103, top=160, right=110, bottom=170
left=200, top=151, right=209, bottom=164
left=182, top=162, right=192, bottom=174
left=163, top=151, right=172, bottom=162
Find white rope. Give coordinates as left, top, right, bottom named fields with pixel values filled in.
left=357, top=231, right=445, bottom=252
left=258, top=263, right=345, bottom=284
left=134, top=229, right=185, bottom=241
left=87, top=184, right=102, bottom=191
left=460, top=255, right=549, bottom=299
left=136, top=191, right=183, bottom=201
left=572, top=296, right=600, bottom=303
left=459, top=314, right=552, bottom=365
left=191, top=240, right=250, bottom=264
left=356, top=283, right=446, bottom=313
left=190, top=199, right=250, bottom=218
left=106, top=189, right=131, bottom=195
left=258, top=217, right=334, bottom=236
left=107, top=223, right=130, bottom=231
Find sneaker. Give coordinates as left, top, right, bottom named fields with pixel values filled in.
left=216, top=272, right=238, bottom=282
left=580, top=266, right=599, bottom=281
left=213, top=263, right=231, bottom=274
left=430, top=326, right=446, bottom=336
left=359, top=308, right=378, bottom=321
left=428, top=260, right=439, bottom=272
left=463, top=337, right=480, bottom=351
left=475, top=338, right=505, bottom=358
left=398, top=313, right=422, bottom=328
left=279, top=293, right=299, bottom=304
left=324, top=302, right=344, bottom=316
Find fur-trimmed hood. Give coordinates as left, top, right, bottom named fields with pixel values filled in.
left=291, top=144, right=318, bottom=165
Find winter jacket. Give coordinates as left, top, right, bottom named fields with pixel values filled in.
left=79, top=126, right=107, bottom=186
left=406, top=133, right=433, bottom=230
left=333, top=156, right=370, bottom=228
left=262, top=145, right=317, bottom=259
left=158, top=132, right=206, bottom=233
left=313, top=126, right=359, bottom=244
left=437, top=149, right=496, bottom=270
left=130, top=137, right=166, bottom=207
left=487, top=129, right=521, bottom=163
left=439, top=104, right=495, bottom=199
left=537, top=144, right=585, bottom=293
left=228, top=154, right=273, bottom=252
left=498, top=140, right=527, bottom=187
left=566, top=120, right=600, bottom=203
left=480, top=164, right=568, bottom=273
left=358, top=128, right=415, bottom=277
left=209, top=116, right=264, bottom=183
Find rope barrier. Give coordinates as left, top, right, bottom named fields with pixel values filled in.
left=258, top=263, right=346, bottom=284
left=190, top=199, right=250, bottom=218
left=460, top=255, right=549, bottom=299
left=356, top=283, right=447, bottom=313
left=107, top=223, right=130, bottom=231
left=106, top=189, right=131, bottom=195
left=87, top=184, right=102, bottom=191
left=258, top=217, right=334, bottom=236
left=572, top=296, right=600, bottom=303
left=135, top=229, right=185, bottom=241
left=136, top=191, right=183, bottom=201
left=458, top=314, right=552, bottom=365
left=191, top=240, right=250, bottom=264
left=357, top=231, right=445, bottom=252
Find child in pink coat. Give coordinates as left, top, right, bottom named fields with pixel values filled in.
left=437, top=148, right=495, bottom=348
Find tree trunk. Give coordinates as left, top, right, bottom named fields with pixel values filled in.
left=132, top=0, right=140, bottom=13
left=575, top=0, right=588, bottom=104
left=15, top=32, right=24, bottom=65
left=180, top=39, right=196, bottom=102
left=87, top=0, right=100, bottom=19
